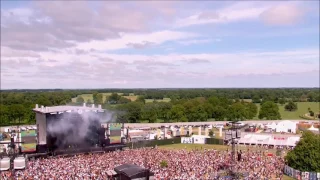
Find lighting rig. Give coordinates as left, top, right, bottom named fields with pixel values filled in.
left=224, top=121, right=243, bottom=179
left=0, top=127, right=26, bottom=172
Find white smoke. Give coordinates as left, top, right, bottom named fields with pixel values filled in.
left=47, top=108, right=117, bottom=148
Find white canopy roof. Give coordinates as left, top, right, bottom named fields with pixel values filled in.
left=308, top=125, right=318, bottom=131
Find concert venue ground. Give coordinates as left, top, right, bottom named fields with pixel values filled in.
left=160, top=144, right=293, bottom=179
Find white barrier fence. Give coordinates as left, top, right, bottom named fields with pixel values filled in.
left=181, top=136, right=207, bottom=144
left=181, top=137, right=193, bottom=144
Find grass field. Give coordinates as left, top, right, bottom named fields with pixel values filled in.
left=145, top=98, right=171, bottom=103
left=253, top=102, right=320, bottom=120
left=71, top=93, right=137, bottom=103
left=71, top=94, right=318, bottom=120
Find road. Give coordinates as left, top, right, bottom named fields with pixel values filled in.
left=123, top=120, right=319, bottom=128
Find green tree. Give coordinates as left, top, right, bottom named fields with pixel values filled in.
left=284, top=101, right=298, bottom=111
left=93, top=92, right=98, bottom=103
left=209, top=130, right=214, bottom=137
left=76, top=96, right=85, bottom=103
left=0, top=105, right=9, bottom=125
left=203, top=102, right=214, bottom=118
left=94, top=93, right=103, bottom=104
left=168, top=104, right=187, bottom=122
left=107, top=93, right=121, bottom=104
left=252, top=95, right=261, bottom=103
left=189, top=105, right=208, bottom=122
left=278, top=98, right=286, bottom=105
left=9, top=104, right=25, bottom=123
left=160, top=160, right=168, bottom=168
left=123, top=102, right=143, bottom=123
left=226, top=102, right=247, bottom=121
left=212, top=106, right=227, bottom=121
left=136, top=96, right=145, bottom=104
left=285, top=131, right=320, bottom=172
left=309, top=111, right=314, bottom=117
left=118, top=97, right=131, bottom=104
left=258, top=101, right=281, bottom=120
left=157, top=102, right=172, bottom=122
left=244, top=102, right=258, bottom=119
left=142, top=103, right=158, bottom=123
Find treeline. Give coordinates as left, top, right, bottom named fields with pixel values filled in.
left=0, top=91, right=78, bottom=125
left=0, top=88, right=319, bottom=125
left=2, top=88, right=319, bottom=102
left=134, top=88, right=320, bottom=102
left=115, top=97, right=283, bottom=123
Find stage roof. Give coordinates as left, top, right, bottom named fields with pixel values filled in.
left=114, top=164, right=154, bottom=179
left=33, top=105, right=104, bottom=114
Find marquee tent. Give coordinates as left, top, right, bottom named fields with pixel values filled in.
left=238, top=133, right=300, bottom=147
left=308, top=125, right=318, bottom=131
left=275, top=120, right=297, bottom=133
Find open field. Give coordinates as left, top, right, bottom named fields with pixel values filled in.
left=145, top=98, right=171, bottom=103
left=71, top=93, right=137, bottom=103
left=71, top=94, right=318, bottom=120
left=253, top=102, right=320, bottom=120
left=158, top=144, right=278, bottom=154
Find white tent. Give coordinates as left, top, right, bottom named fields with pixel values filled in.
left=308, top=125, right=318, bottom=131
left=238, top=133, right=300, bottom=147
left=276, top=120, right=297, bottom=133
left=271, top=122, right=277, bottom=130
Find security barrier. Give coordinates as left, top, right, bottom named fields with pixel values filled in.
left=283, top=165, right=320, bottom=180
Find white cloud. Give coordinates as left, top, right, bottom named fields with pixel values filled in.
left=177, top=38, right=220, bottom=46
left=174, top=1, right=307, bottom=28
left=75, top=30, right=199, bottom=51
left=1, top=1, right=318, bottom=89
left=1, top=46, right=318, bottom=88
left=260, top=4, right=305, bottom=26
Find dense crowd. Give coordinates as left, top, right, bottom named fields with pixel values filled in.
left=1, top=147, right=285, bottom=180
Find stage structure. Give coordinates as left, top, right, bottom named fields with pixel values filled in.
left=224, top=121, right=243, bottom=179
left=33, top=103, right=124, bottom=153
left=107, top=123, right=124, bottom=144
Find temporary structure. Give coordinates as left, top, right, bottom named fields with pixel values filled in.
left=237, top=133, right=300, bottom=147
left=275, top=120, right=297, bottom=133
left=308, top=125, right=319, bottom=131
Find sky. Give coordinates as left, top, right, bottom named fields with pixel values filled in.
left=0, top=1, right=319, bottom=89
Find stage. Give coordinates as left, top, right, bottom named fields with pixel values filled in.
left=32, top=104, right=126, bottom=155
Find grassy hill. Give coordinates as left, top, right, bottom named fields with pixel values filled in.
left=253, top=102, right=319, bottom=120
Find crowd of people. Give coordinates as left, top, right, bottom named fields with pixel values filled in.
left=1, top=146, right=286, bottom=180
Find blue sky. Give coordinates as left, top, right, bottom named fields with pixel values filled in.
left=0, top=1, right=319, bottom=89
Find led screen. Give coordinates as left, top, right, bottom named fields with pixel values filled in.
left=21, top=130, right=37, bottom=153
left=109, top=123, right=122, bottom=144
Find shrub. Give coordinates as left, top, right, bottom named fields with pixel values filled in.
left=309, top=111, right=314, bottom=117
left=160, top=160, right=168, bottom=168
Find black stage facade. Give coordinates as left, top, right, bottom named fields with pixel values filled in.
left=33, top=104, right=125, bottom=155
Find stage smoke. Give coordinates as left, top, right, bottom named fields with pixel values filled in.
left=46, top=109, right=116, bottom=150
